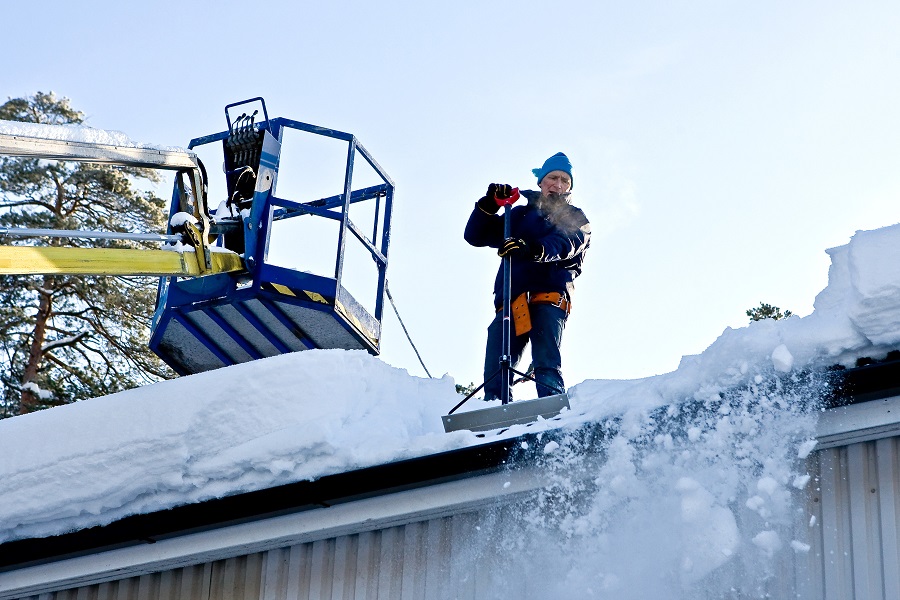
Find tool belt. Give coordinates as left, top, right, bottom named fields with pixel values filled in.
left=497, top=292, right=571, bottom=336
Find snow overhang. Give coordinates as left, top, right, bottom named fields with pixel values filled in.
left=0, top=426, right=565, bottom=576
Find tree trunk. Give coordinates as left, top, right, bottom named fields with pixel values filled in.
left=20, top=276, right=53, bottom=414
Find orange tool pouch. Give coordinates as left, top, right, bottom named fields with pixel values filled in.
left=511, top=293, right=532, bottom=336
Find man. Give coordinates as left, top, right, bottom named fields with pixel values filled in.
left=464, top=152, right=591, bottom=401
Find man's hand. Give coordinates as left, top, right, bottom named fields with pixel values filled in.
left=477, top=184, right=520, bottom=214
left=488, top=183, right=513, bottom=202
left=490, top=184, right=520, bottom=207
left=498, top=237, right=530, bottom=259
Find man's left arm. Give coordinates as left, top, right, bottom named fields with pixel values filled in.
left=532, top=207, right=591, bottom=262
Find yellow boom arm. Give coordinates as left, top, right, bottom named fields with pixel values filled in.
left=0, top=128, right=238, bottom=278
left=0, top=246, right=244, bottom=277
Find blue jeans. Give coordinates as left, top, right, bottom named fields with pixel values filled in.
left=482, top=303, right=567, bottom=401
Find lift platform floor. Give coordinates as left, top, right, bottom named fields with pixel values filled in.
left=151, top=265, right=380, bottom=375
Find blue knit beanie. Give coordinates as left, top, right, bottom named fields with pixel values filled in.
left=532, top=152, right=573, bottom=190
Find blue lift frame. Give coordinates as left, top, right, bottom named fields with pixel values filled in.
left=149, top=99, right=394, bottom=375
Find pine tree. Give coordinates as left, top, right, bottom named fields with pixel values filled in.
left=746, top=302, right=793, bottom=322
left=455, top=382, right=477, bottom=396
left=0, top=92, right=175, bottom=417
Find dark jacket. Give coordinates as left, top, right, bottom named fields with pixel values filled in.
left=464, top=189, right=590, bottom=305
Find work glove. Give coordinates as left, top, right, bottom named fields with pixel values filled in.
left=477, top=183, right=517, bottom=214
left=489, top=183, right=514, bottom=203
left=498, top=237, right=531, bottom=259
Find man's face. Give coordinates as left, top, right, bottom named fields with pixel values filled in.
left=540, top=170, right=572, bottom=196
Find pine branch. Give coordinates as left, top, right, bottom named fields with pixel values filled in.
left=41, top=331, right=91, bottom=354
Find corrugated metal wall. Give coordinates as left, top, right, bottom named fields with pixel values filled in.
left=806, top=436, right=900, bottom=600
left=14, top=513, right=533, bottom=600
left=16, top=563, right=214, bottom=600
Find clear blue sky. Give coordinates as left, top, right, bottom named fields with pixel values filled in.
left=4, top=1, right=900, bottom=391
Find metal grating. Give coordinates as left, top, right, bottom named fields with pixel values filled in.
left=272, top=302, right=367, bottom=351
left=211, top=304, right=283, bottom=358
left=157, top=318, right=226, bottom=374
left=183, top=310, right=254, bottom=365
left=241, top=299, right=311, bottom=353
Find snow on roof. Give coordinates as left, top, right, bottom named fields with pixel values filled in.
left=0, top=350, right=460, bottom=544
left=0, top=119, right=187, bottom=153
left=3, top=222, right=900, bottom=559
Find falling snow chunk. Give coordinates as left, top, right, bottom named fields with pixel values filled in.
left=746, top=496, right=765, bottom=512
left=771, top=344, right=794, bottom=373
left=797, top=439, right=818, bottom=459
left=543, top=440, right=560, bottom=454
left=752, top=530, right=783, bottom=557
left=674, top=476, right=741, bottom=582
left=791, top=540, right=811, bottom=553
left=793, top=474, right=811, bottom=489
left=503, top=481, right=511, bottom=489
left=757, top=476, right=779, bottom=496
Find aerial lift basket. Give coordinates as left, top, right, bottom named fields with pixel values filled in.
left=150, top=98, right=394, bottom=374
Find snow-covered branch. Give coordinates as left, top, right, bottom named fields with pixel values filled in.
left=41, top=331, right=90, bottom=353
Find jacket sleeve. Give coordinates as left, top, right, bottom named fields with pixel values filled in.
left=534, top=206, right=591, bottom=262
left=464, top=202, right=505, bottom=248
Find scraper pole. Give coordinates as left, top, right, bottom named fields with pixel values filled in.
left=500, top=204, right=512, bottom=404
left=498, top=187, right=520, bottom=405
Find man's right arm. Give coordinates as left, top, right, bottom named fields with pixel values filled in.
left=463, top=184, right=508, bottom=248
